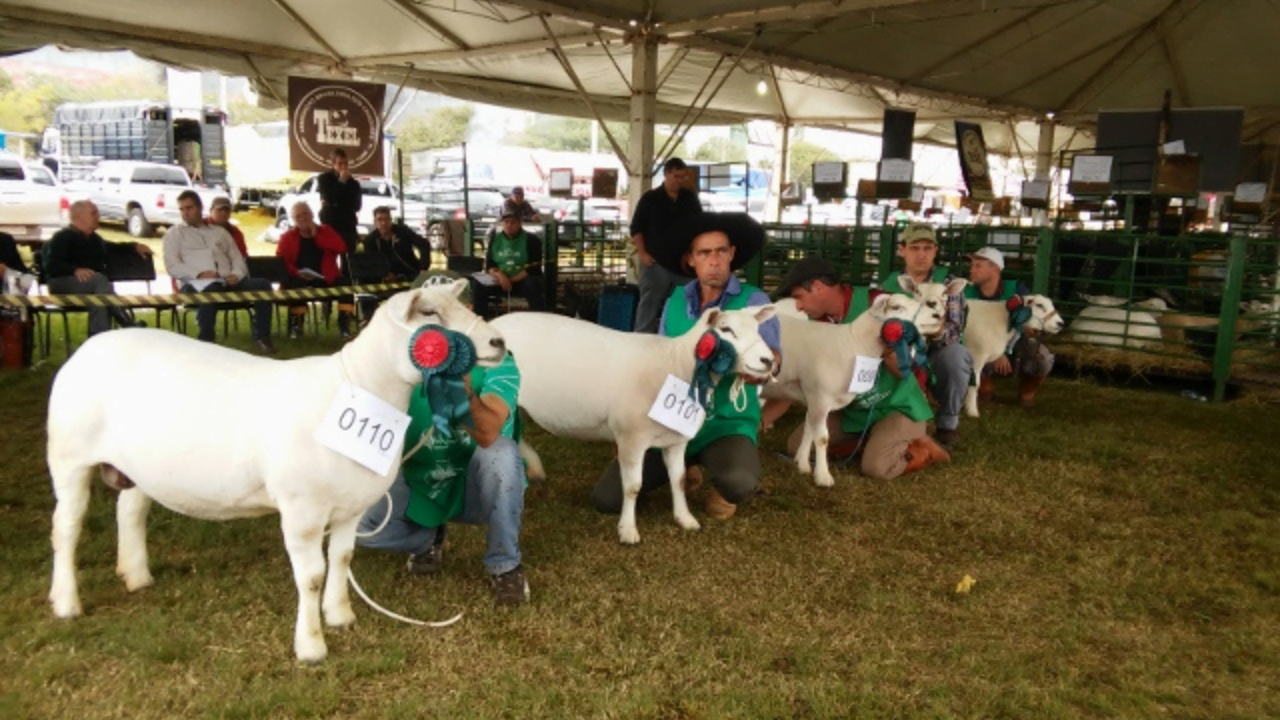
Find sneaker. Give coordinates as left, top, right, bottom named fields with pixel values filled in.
left=490, top=565, right=530, bottom=607
left=254, top=338, right=278, bottom=355
left=406, top=543, right=446, bottom=576
left=288, top=325, right=301, bottom=340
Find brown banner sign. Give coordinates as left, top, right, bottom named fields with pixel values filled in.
left=954, top=121, right=994, bottom=202
left=288, top=76, right=386, bottom=173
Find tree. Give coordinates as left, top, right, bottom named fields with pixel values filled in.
left=788, top=140, right=843, bottom=188
left=692, top=136, right=747, bottom=163
left=506, top=116, right=592, bottom=151
left=394, top=105, right=474, bottom=153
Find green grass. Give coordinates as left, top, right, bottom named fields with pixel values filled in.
left=2, top=327, right=1279, bottom=719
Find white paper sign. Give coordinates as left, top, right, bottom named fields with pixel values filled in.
left=647, top=374, right=707, bottom=439
left=878, top=158, right=914, bottom=184
left=848, top=355, right=882, bottom=394
left=1163, top=140, right=1187, bottom=155
left=1021, top=179, right=1050, bottom=202
left=813, top=161, right=845, bottom=184
left=314, top=383, right=412, bottom=476
left=1072, top=155, right=1113, bottom=184
left=911, top=185, right=925, bottom=202
left=1235, top=182, right=1267, bottom=204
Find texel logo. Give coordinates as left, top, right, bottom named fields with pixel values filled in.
left=288, top=76, right=386, bottom=172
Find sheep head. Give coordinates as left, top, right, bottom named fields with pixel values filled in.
left=694, top=305, right=777, bottom=381
left=1021, top=295, right=1064, bottom=334
left=884, top=277, right=953, bottom=338
left=370, top=283, right=506, bottom=390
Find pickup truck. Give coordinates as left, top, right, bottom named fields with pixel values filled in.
left=0, top=151, right=67, bottom=243
left=275, top=174, right=428, bottom=236
left=64, top=160, right=220, bottom=238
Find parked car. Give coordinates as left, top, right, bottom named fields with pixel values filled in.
left=0, top=151, right=67, bottom=242
left=63, top=160, right=218, bottom=238
left=409, top=185, right=507, bottom=250
left=275, top=174, right=428, bottom=236
left=553, top=198, right=625, bottom=242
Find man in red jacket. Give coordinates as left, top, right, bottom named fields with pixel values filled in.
left=276, top=201, right=353, bottom=339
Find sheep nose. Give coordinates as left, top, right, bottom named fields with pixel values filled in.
left=759, top=356, right=773, bottom=370
left=490, top=337, right=506, bottom=352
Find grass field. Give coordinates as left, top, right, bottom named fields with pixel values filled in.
left=1, top=316, right=1279, bottom=719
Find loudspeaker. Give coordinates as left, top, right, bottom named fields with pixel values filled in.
left=881, top=108, right=916, bottom=160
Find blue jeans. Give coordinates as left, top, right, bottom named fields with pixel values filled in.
left=929, top=342, right=973, bottom=432
left=180, top=277, right=274, bottom=341
left=357, top=436, right=525, bottom=575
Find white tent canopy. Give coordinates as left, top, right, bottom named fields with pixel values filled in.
left=0, top=0, right=1272, bottom=162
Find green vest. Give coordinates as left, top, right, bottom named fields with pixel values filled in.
left=836, top=287, right=934, bottom=435
left=662, top=284, right=763, bottom=456
left=489, top=231, right=529, bottom=276
left=881, top=267, right=949, bottom=294
left=402, top=364, right=515, bottom=528
left=963, top=279, right=1019, bottom=301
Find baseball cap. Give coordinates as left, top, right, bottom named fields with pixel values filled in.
left=775, top=257, right=841, bottom=299
left=511, top=186, right=524, bottom=196
left=412, top=269, right=471, bottom=305
left=500, top=207, right=519, bottom=220
left=970, top=246, right=1005, bottom=270
left=899, top=223, right=938, bottom=245
left=210, top=196, right=233, bottom=210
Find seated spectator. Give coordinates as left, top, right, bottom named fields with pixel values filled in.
left=205, top=196, right=247, bottom=258
left=501, top=186, right=542, bottom=222
left=473, top=211, right=545, bottom=319
left=358, top=206, right=432, bottom=318
left=44, top=200, right=150, bottom=336
left=275, top=201, right=354, bottom=339
left=163, top=190, right=277, bottom=354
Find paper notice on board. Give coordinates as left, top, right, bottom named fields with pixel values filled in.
left=1071, top=155, right=1113, bottom=184
left=813, top=161, right=845, bottom=184
left=1235, top=182, right=1267, bottom=204
left=878, top=158, right=913, bottom=184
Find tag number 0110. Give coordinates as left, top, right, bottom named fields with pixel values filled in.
left=338, top=407, right=396, bottom=452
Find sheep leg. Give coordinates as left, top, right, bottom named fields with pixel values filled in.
left=807, top=404, right=836, bottom=488
left=661, top=443, right=700, bottom=532
left=49, top=462, right=94, bottom=619
left=519, top=439, right=546, bottom=482
left=964, top=386, right=980, bottom=418
left=322, top=513, right=358, bottom=629
left=616, top=439, right=646, bottom=545
left=279, top=502, right=329, bottom=663
left=115, top=488, right=154, bottom=592
left=794, top=410, right=816, bottom=477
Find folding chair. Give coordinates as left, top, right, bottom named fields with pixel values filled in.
left=104, top=251, right=161, bottom=329
left=345, top=253, right=392, bottom=324
left=245, top=256, right=292, bottom=336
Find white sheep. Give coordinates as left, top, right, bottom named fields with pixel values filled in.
left=1065, top=297, right=1166, bottom=348
left=47, top=282, right=503, bottom=663
left=961, top=295, right=1064, bottom=418
left=761, top=279, right=948, bottom=488
left=491, top=306, right=777, bottom=545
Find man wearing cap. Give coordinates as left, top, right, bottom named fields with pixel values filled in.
left=163, top=190, right=277, bottom=354
left=592, top=213, right=781, bottom=520
left=501, top=187, right=542, bottom=223
left=357, top=269, right=531, bottom=606
left=764, top=257, right=950, bottom=479
left=474, top=211, right=545, bottom=319
left=206, top=196, right=247, bottom=258
left=965, top=246, right=1053, bottom=408
left=877, top=223, right=972, bottom=448
left=630, top=157, right=703, bottom=333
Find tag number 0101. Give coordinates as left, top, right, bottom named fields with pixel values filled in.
left=662, top=392, right=700, bottom=420
left=338, top=407, right=396, bottom=452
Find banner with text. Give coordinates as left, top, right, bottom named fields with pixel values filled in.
left=288, top=76, right=385, bottom=173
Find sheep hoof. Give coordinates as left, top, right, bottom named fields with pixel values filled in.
left=814, top=473, right=836, bottom=488
left=324, top=606, right=357, bottom=629
left=119, top=570, right=154, bottom=593
left=50, top=596, right=82, bottom=619
left=617, top=526, right=641, bottom=545
left=295, top=641, right=328, bottom=665
left=796, top=461, right=813, bottom=475
left=674, top=514, right=701, bottom=532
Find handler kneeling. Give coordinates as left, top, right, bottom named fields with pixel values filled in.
left=357, top=274, right=530, bottom=607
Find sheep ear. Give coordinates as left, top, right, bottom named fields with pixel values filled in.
left=701, top=307, right=721, bottom=327
left=945, top=278, right=968, bottom=296
left=403, top=288, right=426, bottom=322
left=870, top=293, right=893, bottom=313
left=752, top=303, right=777, bottom=324
left=896, top=276, right=917, bottom=295
left=450, top=278, right=469, bottom=297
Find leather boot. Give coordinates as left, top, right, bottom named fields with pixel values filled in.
left=1018, top=373, right=1048, bottom=409
left=705, top=487, right=736, bottom=520
left=902, top=435, right=951, bottom=476
left=978, top=374, right=995, bottom=405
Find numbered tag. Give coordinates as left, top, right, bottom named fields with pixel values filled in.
left=848, top=355, right=882, bottom=394
left=314, top=383, right=412, bottom=476
left=647, top=374, right=707, bottom=439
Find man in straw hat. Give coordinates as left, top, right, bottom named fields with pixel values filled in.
left=592, top=213, right=781, bottom=520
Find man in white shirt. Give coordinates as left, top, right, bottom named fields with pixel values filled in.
left=163, top=190, right=277, bottom=354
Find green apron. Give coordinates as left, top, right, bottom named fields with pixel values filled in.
left=963, top=279, right=1019, bottom=300
left=662, top=285, right=763, bottom=456
left=489, top=231, right=529, bottom=276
